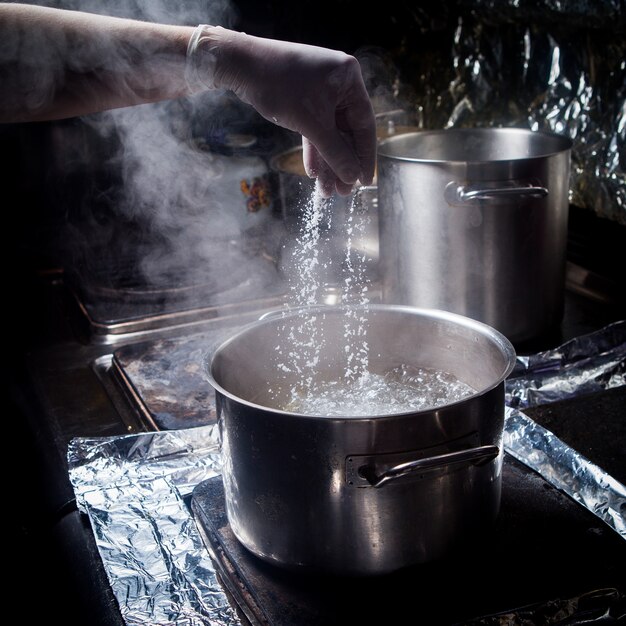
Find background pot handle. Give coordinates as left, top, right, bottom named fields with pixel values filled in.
left=358, top=444, right=500, bottom=488
left=445, top=181, right=548, bottom=205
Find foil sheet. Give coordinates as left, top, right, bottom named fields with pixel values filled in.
left=68, top=322, right=625, bottom=625
left=504, top=407, right=626, bottom=539
left=68, top=424, right=243, bottom=626
left=506, top=319, right=626, bottom=409
left=403, top=0, right=626, bottom=224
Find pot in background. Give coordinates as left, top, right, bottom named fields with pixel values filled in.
left=205, top=304, right=516, bottom=575
left=270, top=123, right=418, bottom=233
left=192, top=132, right=276, bottom=238
left=377, top=128, right=573, bottom=344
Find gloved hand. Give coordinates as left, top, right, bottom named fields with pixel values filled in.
left=187, top=25, right=376, bottom=197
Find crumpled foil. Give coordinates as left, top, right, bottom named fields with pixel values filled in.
left=503, top=320, right=626, bottom=539
left=68, top=425, right=242, bottom=626
left=399, top=0, right=625, bottom=224
left=68, top=321, right=625, bottom=625
left=504, top=407, right=626, bottom=539
left=506, top=319, right=626, bottom=409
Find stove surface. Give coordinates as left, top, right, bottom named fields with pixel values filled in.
left=95, top=252, right=625, bottom=626
left=191, top=465, right=625, bottom=626
left=110, top=330, right=226, bottom=430
left=66, top=225, right=289, bottom=338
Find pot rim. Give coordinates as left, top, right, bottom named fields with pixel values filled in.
left=204, top=303, right=517, bottom=420
left=377, top=127, right=573, bottom=164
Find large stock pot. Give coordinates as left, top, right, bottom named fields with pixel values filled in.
left=377, top=128, right=572, bottom=344
left=205, top=304, right=516, bottom=575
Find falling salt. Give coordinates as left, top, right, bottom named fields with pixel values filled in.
left=274, top=181, right=331, bottom=403
left=341, top=190, right=371, bottom=383
left=273, top=181, right=471, bottom=416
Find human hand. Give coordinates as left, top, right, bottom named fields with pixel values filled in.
left=187, top=26, right=376, bottom=197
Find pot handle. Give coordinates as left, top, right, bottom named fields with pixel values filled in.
left=358, top=444, right=500, bottom=488
left=445, top=181, right=548, bottom=205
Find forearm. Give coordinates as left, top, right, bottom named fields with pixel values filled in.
left=0, top=3, right=195, bottom=122
left=0, top=4, right=376, bottom=193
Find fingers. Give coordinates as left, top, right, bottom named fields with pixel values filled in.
left=303, top=135, right=372, bottom=197
left=308, top=130, right=361, bottom=187
left=302, top=138, right=358, bottom=198
left=341, top=113, right=377, bottom=186
left=336, top=69, right=377, bottom=186
left=317, top=170, right=339, bottom=198
left=335, top=178, right=355, bottom=196
left=303, top=57, right=376, bottom=189
left=302, top=138, right=335, bottom=197
left=302, top=137, right=321, bottom=178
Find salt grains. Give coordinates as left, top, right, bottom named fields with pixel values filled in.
left=273, top=182, right=330, bottom=401
left=272, top=180, right=474, bottom=416
left=274, top=181, right=373, bottom=407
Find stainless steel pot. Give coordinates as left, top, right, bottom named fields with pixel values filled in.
left=205, top=304, right=516, bottom=575
left=377, top=128, right=573, bottom=344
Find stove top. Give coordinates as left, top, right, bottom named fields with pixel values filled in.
left=102, top=299, right=625, bottom=625
left=66, top=224, right=289, bottom=339
left=109, top=330, right=225, bottom=430
left=191, top=467, right=625, bottom=626
left=87, top=244, right=625, bottom=625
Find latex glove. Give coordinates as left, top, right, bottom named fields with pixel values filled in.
left=187, top=25, right=376, bottom=197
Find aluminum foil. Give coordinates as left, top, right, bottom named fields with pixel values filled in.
left=68, top=424, right=243, bottom=626
left=67, top=322, right=625, bottom=625
left=503, top=319, right=626, bottom=537
left=404, top=0, right=626, bottom=224
left=506, top=319, right=626, bottom=409
left=504, top=407, right=626, bottom=539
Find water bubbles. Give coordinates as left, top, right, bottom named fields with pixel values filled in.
left=285, top=366, right=476, bottom=417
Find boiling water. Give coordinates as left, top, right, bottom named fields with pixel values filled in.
left=284, top=365, right=476, bottom=417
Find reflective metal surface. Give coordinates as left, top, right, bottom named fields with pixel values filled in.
left=504, top=407, right=626, bottom=538
left=207, top=304, right=515, bottom=575
left=377, top=128, right=572, bottom=343
left=68, top=425, right=241, bottom=626
left=506, top=319, right=625, bottom=409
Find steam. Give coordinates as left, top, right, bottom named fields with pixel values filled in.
left=355, top=44, right=419, bottom=126
left=4, top=0, right=411, bottom=312
left=42, top=0, right=239, bottom=26
left=32, top=0, right=287, bottom=307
